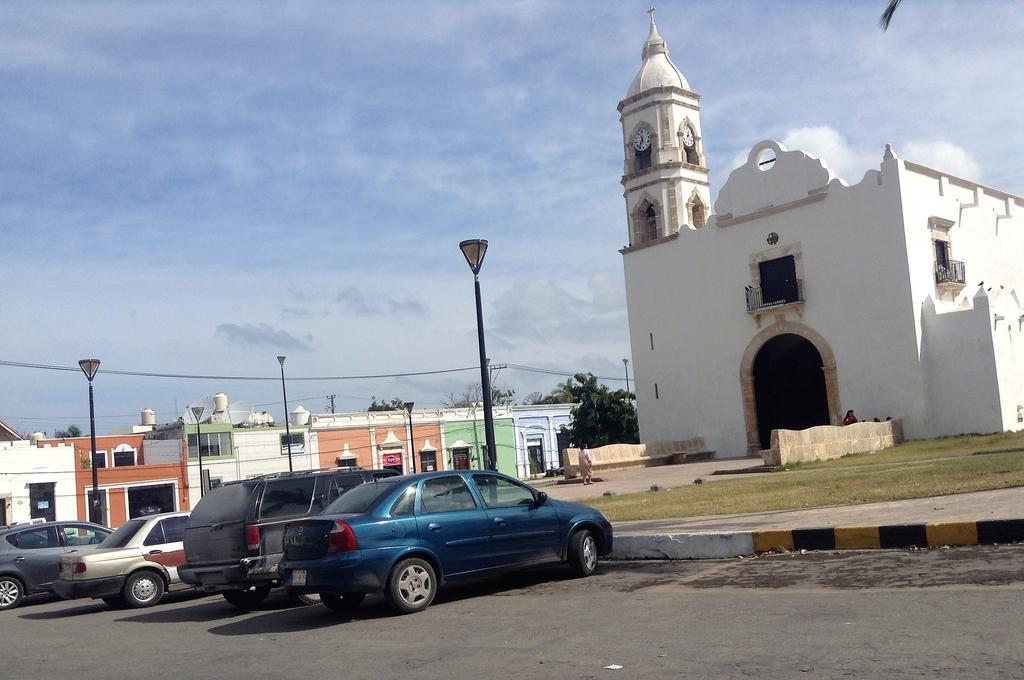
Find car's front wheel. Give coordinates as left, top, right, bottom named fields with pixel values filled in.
left=222, top=585, right=272, bottom=609
left=568, top=529, right=599, bottom=577
left=0, top=575, right=25, bottom=610
left=320, top=592, right=365, bottom=612
left=122, top=570, right=166, bottom=608
left=385, top=558, right=436, bottom=614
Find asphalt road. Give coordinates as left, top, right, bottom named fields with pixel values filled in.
left=5, top=546, right=1024, bottom=679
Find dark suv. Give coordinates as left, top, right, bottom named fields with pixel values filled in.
left=180, top=468, right=398, bottom=608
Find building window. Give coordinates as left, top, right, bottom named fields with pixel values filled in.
left=690, top=200, right=706, bottom=228
left=280, top=433, right=305, bottom=456
left=758, top=255, right=800, bottom=306
left=420, top=450, right=438, bottom=472
left=187, top=431, right=231, bottom=458
left=642, top=205, right=658, bottom=242
left=336, top=457, right=358, bottom=470
left=92, top=451, right=107, bottom=469
left=112, top=445, right=136, bottom=467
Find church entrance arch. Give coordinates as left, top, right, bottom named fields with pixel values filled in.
left=739, top=323, right=840, bottom=453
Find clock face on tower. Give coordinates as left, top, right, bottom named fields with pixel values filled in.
left=632, top=128, right=651, bottom=152
left=682, top=126, right=695, bottom=148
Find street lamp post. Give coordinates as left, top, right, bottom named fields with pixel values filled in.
left=404, top=401, right=416, bottom=474
left=459, top=239, right=497, bottom=471
left=78, top=359, right=101, bottom=524
left=623, top=358, right=630, bottom=393
left=190, top=404, right=206, bottom=498
left=277, top=356, right=293, bottom=472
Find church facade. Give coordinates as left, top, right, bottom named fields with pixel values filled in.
left=619, top=19, right=1024, bottom=456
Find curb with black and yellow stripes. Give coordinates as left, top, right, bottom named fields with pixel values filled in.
left=753, top=519, right=1024, bottom=553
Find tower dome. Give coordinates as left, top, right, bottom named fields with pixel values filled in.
left=626, top=18, right=689, bottom=97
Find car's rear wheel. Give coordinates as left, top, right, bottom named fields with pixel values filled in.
left=568, top=529, right=599, bottom=577
left=385, top=558, right=436, bottom=615
left=0, top=575, right=25, bottom=610
left=101, top=595, right=124, bottom=607
left=222, top=585, right=272, bottom=609
left=122, top=570, right=166, bottom=608
left=285, top=589, right=321, bottom=606
left=320, top=592, right=365, bottom=612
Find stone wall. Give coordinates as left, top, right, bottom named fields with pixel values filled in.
left=565, top=437, right=708, bottom=475
left=763, top=419, right=904, bottom=466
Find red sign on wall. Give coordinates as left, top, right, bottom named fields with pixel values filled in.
left=382, top=453, right=403, bottom=467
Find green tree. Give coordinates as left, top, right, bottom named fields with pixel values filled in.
left=54, top=424, right=82, bottom=438
left=367, top=397, right=406, bottom=412
left=564, top=373, right=638, bottom=448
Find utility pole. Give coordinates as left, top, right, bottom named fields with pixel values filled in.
left=327, top=395, right=336, bottom=413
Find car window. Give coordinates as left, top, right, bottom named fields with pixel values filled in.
left=259, top=477, right=317, bottom=520
left=421, top=476, right=478, bottom=514
left=99, top=519, right=147, bottom=548
left=143, top=522, right=165, bottom=546
left=323, top=480, right=402, bottom=515
left=371, top=472, right=395, bottom=481
left=389, top=486, right=417, bottom=517
left=7, top=527, right=60, bottom=549
left=160, top=516, right=187, bottom=543
left=187, top=481, right=261, bottom=526
left=61, top=525, right=108, bottom=547
left=325, top=477, right=360, bottom=505
left=472, top=475, right=536, bottom=509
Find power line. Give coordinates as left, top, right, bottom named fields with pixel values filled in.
left=0, top=359, right=479, bottom=382
left=505, top=363, right=627, bottom=382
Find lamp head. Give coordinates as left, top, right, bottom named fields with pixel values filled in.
left=78, top=359, right=101, bottom=381
left=459, top=239, right=489, bottom=275
left=277, top=355, right=286, bottom=366
left=623, top=358, right=629, bottom=366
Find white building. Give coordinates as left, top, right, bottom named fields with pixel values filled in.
left=0, top=440, right=78, bottom=525
left=619, top=19, right=1024, bottom=456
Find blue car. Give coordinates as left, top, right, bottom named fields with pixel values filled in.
left=280, top=471, right=613, bottom=615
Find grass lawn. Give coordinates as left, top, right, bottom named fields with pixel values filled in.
left=585, top=432, right=1024, bottom=522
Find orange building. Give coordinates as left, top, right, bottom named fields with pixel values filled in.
left=315, top=416, right=443, bottom=475
left=41, top=434, right=190, bottom=528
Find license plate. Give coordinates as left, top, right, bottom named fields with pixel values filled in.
left=290, top=570, right=306, bottom=586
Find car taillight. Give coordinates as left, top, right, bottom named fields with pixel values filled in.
left=246, top=525, right=260, bottom=552
left=326, top=521, right=359, bottom=553
left=73, top=562, right=87, bottom=574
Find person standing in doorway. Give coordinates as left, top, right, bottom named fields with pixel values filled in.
left=579, top=443, right=593, bottom=485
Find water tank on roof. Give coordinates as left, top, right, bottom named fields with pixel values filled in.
left=30, top=432, right=45, bottom=443
left=140, top=408, right=156, bottom=426
left=213, top=393, right=229, bottom=413
left=290, top=406, right=310, bottom=426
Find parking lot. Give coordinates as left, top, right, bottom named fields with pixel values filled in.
left=5, top=545, right=1024, bottom=679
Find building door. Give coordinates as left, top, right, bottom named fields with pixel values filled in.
left=28, top=483, right=56, bottom=523
left=127, top=484, right=176, bottom=518
left=527, top=441, right=544, bottom=476
left=753, top=333, right=830, bottom=450
left=759, top=256, right=798, bottom=305
left=556, top=430, right=571, bottom=469
left=0, top=498, right=7, bottom=525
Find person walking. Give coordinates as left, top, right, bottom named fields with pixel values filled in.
left=579, top=443, right=593, bottom=485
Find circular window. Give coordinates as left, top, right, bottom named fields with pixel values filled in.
left=756, top=148, right=777, bottom=171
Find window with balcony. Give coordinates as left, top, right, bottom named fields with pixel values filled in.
left=747, top=255, right=804, bottom=311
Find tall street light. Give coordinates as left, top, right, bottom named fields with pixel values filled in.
left=459, top=239, right=497, bottom=471
left=78, top=359, right=101, bottom=524
left=277, top=355, right=293, bottom=472
left=623, top=358, right=630, bottom=393
left=190, top=404, right=206, bottom=498
left=404, top=401, right=417, bottom=474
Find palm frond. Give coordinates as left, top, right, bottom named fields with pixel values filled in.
left=879, top=0, right=904, bottom=31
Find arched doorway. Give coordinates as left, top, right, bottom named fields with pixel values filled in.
left=752, top=333, right=831, bottom=450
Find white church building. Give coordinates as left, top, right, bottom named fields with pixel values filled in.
left=619, top=19, right=1024, bottom=456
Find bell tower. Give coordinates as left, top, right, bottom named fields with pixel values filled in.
left=619, top=12, right=710, bottom=248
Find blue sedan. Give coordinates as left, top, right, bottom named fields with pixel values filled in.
left=280, top=471, right=613, bottom=614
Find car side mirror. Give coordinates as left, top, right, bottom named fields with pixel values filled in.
left=535, top=491, right=548, bottom=506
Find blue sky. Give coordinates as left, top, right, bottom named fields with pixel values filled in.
left=2, top=1, right=1022, bottom=434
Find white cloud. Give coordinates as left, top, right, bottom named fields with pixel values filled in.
left=902, top=141, right=981, bottom=180
left=779, top=126, right=878, bottom=184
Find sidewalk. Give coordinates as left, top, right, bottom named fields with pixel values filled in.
left=608, top=487, right=1024, bottom=560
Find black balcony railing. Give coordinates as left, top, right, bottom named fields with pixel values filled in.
left=745, top=279, right=805, bottom=312
left=935, top=260, right=966, bottom=285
